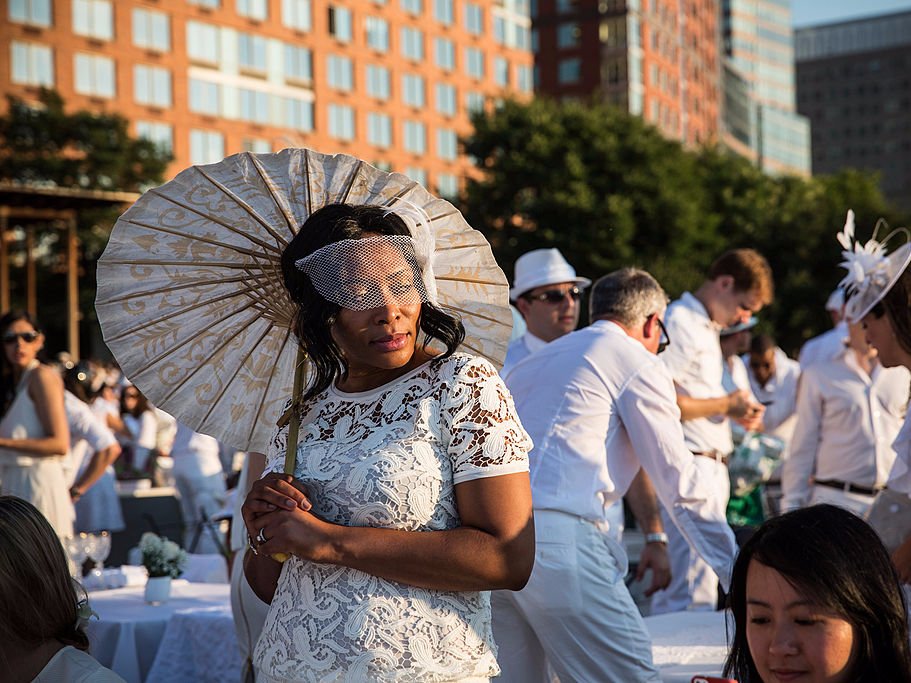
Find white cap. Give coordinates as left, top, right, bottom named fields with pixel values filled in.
left=825, top=287, right=844, bottom=312
left=510, top=248, right=591, bottom=300
left=720, top=316, right=758, bottom=337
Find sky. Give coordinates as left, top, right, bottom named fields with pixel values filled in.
left=791, top=0, right=911, bottom=27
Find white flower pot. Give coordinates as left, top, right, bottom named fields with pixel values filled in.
left=144, top=575, right=172, bottom=604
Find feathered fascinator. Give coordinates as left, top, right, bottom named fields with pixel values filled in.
left=837, top=209, right=911, bottom=322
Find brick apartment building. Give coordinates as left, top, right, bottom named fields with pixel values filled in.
left=532, top=0, right=721, bottom=147
left=3, top=0, right=534, bottom=196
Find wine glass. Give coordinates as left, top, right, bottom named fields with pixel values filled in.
left=65, top=536, right=88, bottom=579
left=88, top=531, right=112, bottom=578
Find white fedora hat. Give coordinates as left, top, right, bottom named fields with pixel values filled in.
left=510, top=248, right=591, bottom=300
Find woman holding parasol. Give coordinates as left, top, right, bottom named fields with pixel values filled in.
left=95, top=150, right=534, bottom=682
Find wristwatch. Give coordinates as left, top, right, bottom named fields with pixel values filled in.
left=645, top=532, right=669, bottom=545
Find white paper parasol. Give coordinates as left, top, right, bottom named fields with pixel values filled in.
left=96, top=149, right=511, bottom=453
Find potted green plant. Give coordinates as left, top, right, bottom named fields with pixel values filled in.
left=140, top=532, right=187, bottom=604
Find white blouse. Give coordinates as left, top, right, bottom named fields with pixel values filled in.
left=254, top=353, right=531, bottom=682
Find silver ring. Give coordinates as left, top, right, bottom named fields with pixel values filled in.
left=256, top=529, right=268, bottom=544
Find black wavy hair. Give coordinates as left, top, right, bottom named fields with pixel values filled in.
left=281, top=203, right=465, bottom=401
left=0, top=311, right=46, bottom=417
left=724, top=504, right=911, bottom=682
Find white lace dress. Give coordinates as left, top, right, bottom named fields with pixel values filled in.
left=254, top=353, right=531, bottom=682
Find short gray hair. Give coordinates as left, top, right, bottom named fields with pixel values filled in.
left=590, top=268, right=667, bottom=327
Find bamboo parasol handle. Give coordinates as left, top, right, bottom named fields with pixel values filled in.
left=272, top=346, right=307, bottom=563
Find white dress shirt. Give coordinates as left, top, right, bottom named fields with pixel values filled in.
left=798, top=321, right=848, bottom=368
left=723, top=355, right=753, bottom=395
left=502, top=330, right=548, bottom=376
left=64, top=391, right=117, bottom=483
left=504, top=319, right=736, bottom=589
left=888, top=413, right=911, bottom=495
left=781, top=349, right=910, bottom=510
left=662, top=292, right=732, bottom=455
left=746, top=348, right=800, bottom=434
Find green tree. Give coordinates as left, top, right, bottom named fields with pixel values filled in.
left=0, top=88, right=170, bottom=190
left=461, top=97, right=899, bottom=354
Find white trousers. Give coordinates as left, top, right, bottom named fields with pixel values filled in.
left=650, top=457, right=729, bottom=615
left=810, top=483, right=876, bottom=517
left=491, top=509, right=660, bottom=683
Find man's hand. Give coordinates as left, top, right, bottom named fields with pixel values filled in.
left=636, top=542, right=672, bottom=597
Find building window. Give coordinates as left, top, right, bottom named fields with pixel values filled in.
left=365, top=16, right=389, bottom=52
left=134, top=65, right=171, bottom=107
left=11, top=42, right=53, bottom=86
left=189, top=78, right=221, bottom=114
left=240, top=88, right=270, bottom=123
left=282, top=0, right=311, bottom=31
left=284, top=96, right=314, bottom=131
left=464, top=2, right=483, bottom=35
left=465, top=47, right=484, bottom=80
left=400, top=0, right=422, bottom=15
left=465, top=91, right=484, bottom=114
left=366, top=64, right=391, bottom=100
left=284, top=44, right=312, bottom=83
left=328, top=6, right=352, bottom=42
left=367, top=112, right=392, bottom=148
left=403, top=120, right=426, bottom=154
left=437, top=173, right=458, bottom=199
left=74, top=53, right=115, bottom=97
left=237, top=0, right=268, bottom=20
left=239, top=33, right=267, bottom=73
left=437, top=128, right=458, bottom=160
left=400, top=26, right=424, bottom=61
left=190, top=129, right=224, bottom=164
left=558, top=58, right=580, bottom=83
left=435, top=37, right=455, bottom=71
left=187, top=22, right=219, bottom=65
left=132, top=8, right=170, bottom=52
left=494, top=16, right=507, bottom=45
left=557, top=22, right=580, bottom=48
left=136, top=121, right=173, bottom=154
left=327, top=55, right=354, bottom=91
left=328, top=104, right=356, bottom=140
left=517, top=64, right=532, bottom=93
left=401, top=73, right=425, bottom=108
left=188, top=0, right=220, bottom=7
left=243, top=138, right=271, bottom=153
left=495, top=57, right=509, bottom=87
left=9, top=0, right=51, bottom=27
left=434, top=0, right=453, bottom=24
left=435, top=83, right=456, bottom=116
left=516, top=24, right=531, bottom=49
left=405, top=167, right=426, bottom=185
left=73, top=0, right=113, bottom=41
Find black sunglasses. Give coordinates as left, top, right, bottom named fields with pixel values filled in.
left=656, top=317, right=671, bottom=354
left=2, top=331, right=40, bottom=344
left=524, top=287, right=583, bottom=304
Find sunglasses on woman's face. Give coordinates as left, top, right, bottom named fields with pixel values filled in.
left=2, top=331, right=40, bottom=344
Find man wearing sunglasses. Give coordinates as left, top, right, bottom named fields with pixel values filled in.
left=502, top=248, right=591, bottom=375
left=651, top=248, right=773, bottom=616
left=492, top=268, right=737, bottom=683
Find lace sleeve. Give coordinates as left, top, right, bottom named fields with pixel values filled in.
left=262, top=399, right=291, bottom=476
left=441, top=356, right=532, bottom=485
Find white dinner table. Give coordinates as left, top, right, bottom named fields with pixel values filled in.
left=645, top=609, right=732, bottom=683
left=87, top=580, right=242, bottom=683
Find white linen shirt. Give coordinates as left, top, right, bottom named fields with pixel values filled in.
left=64, top=391, right=117, bottom=483
left=661, top=292, right=733, bottom=455
left=781, top=349, right=910, bottom=510
left=501, top=330, right=548, bottom=376
left=504, top=320, right=736, bottom=590
left=746, top=348, right=800, bottom=435
left=798, top=322, right=848, bottom=369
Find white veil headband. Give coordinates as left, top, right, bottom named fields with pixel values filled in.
left=837, top=209, right=911, bottom=322
left=294, top=200, right=439, bottom=311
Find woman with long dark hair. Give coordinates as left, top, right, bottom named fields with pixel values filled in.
left=0, top=311, right=71, bottom=538
left=0, top=495, right=123, bottom=681
left=241, top=203, right=534, bottom=682
left=724, top=504, right=911, bottom=682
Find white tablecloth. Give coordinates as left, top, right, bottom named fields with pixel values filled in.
left=645, top=609, right=732, bottom=683
left=87, top=580, right=241, bottom=683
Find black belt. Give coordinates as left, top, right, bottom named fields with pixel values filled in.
left=814, top=479, right=884, bottom=497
